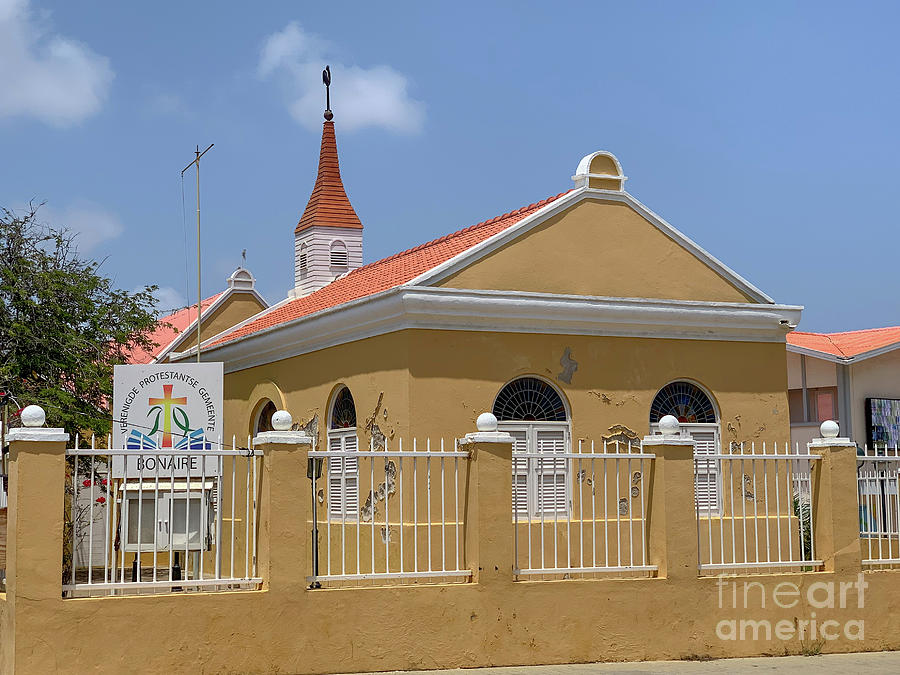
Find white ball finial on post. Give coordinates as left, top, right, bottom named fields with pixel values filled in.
left=271, top=410, right=293, bottom=432
left=20, top=405, right=46, bottom=428
left=819, top=419, right=839, bottom=439
left=658, top=414, right=680, bottom=437
left=476, top=412, right=498, bottom=432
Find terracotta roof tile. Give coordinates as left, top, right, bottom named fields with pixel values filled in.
left=787, top=326, right=900, bottom=359
left=128, top=293, right=223, bottom=364
left=211, top=191, right=572, bottom=348
left=295, top=121, right=362, bottom=234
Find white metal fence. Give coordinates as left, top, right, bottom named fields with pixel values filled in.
left=696, top=442, right=821, bottom=574
left=64, top=435, right=262, bottom=597
left=308, top=437, right=471, bottom=586
left=513, top=440, right=657, bottom=579
left=857, top=446, right=900, bottom=568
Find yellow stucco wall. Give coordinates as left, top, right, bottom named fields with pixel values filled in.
left=223, top=329, right=790, bottom=453
left=436, top=199, right=757, bottom=303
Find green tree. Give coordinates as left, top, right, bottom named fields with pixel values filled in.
left=0, top=204, right=163, bottom=437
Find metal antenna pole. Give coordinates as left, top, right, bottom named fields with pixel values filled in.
left=181, top=143, right=214, bottom=362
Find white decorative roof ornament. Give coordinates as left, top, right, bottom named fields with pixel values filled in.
left=572, top=150, right=627, bottom=190
left=227, top=266, right=256, bottom=291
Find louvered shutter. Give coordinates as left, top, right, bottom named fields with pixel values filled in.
left=690, top=429, right=719, bottom=514
left=510, top=430, right=529, bottom=517
left=535, top=429, right=568, bottom=516
left=328, top=432, right=359, bottom=518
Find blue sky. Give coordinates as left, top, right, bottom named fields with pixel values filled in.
left=1, top=0, right=898, bottom=332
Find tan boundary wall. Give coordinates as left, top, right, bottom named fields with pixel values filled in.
left=1, top=428, right=899, bottom=674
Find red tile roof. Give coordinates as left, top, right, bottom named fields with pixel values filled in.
left=295, top=121, right=362, bottom=234
left=211, top=191, right=572, bottom=348
left=787, top=326, right=900, bottom=359
left=128, top=293, right=223, bottom=364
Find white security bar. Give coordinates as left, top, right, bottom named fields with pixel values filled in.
left=696, top=442, right=822, bottom=575
left=514, top=440, right=657, bottom=580
left=307, top=437, right=472, bottom=586
left=64, top=435, right=262, bottom=598
left=857, top=446, right=900, bottom=568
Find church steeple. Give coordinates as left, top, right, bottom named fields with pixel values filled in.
left=292, top=66, right=363, bottom=297
left=295, top=119, right=363, bottom=234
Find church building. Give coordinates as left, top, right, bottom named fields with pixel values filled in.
left=174, top=100, right=801, bottom=498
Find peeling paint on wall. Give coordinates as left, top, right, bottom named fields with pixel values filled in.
left=557, top=347, right=578, bottom=384
left=293, top=414, right=319, bottom=439
left=360, top=460, right=397, bottom=522
left=589, top=391, right=639, bottom=409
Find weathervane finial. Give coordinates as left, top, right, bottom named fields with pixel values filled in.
left=322, top=65, right=333, bottom=121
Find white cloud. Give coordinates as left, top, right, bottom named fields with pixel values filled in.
left=151, top=286, right=188, bottom=314
left=258, top=22, right=424, bottom=134
left=0, top=0, right=113, bottom=127
left=41, top=200, right=124, bottom=252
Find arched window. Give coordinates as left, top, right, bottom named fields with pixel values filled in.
left=650, top=381, right=720, bottom=514
left=327, top=386, right=358, bottom=518
left=493, top=377, right=570, bottom=518
left=254, top=400, right=277, bottom=436
left=330, top=240, right=349, bottom=269
left=650, top=381, right=717, bottom=424
left=298, top=243, right=309, bottom=277
left=493, top=377, right=567, bottom=422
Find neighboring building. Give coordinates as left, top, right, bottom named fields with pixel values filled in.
left=787, top=327, right=900, bottom=449
left=174, top=103, right=802, bottom=521
left=128, top=267, right=267, bottom=364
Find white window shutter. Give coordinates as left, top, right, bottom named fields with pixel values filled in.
left=510, top=430, right=529, bottom=517
left=690, top=430, right=720, bottom=514
left=535, top=429, right=568, bottom=516
left=328, top=432, right=359, bottom=518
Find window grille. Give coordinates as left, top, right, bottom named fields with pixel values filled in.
left=650, top=381, right=716, bottom=424
left=330, top=387, right=357, bottom=429
left=493, top=377, right=567, bottom=422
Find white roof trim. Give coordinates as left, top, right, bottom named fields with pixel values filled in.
left=406, top=188, right=776, bottom=305
left=178, top=286, right=802, bottom=374
left=786, top=340, right=900, bottom=364
left=155, top=286, right=268, bottom=363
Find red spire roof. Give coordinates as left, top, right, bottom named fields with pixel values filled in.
left=295, top=121, right=362, bottom=234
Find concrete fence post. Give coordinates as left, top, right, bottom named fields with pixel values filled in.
left=2, top=405, right=69, bottom=674
left=808, top=420, right=862, bottom=574
left=459, top=412, right=514, bottom=585
left=253, top=410, right=314, bottom=592
left=642, top=415, right=697, bottom=580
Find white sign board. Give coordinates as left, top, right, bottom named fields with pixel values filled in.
left=112, top=363, right=223, bottom=478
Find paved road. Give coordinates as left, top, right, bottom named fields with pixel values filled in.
left=349, top=651, right=900, bottom=674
